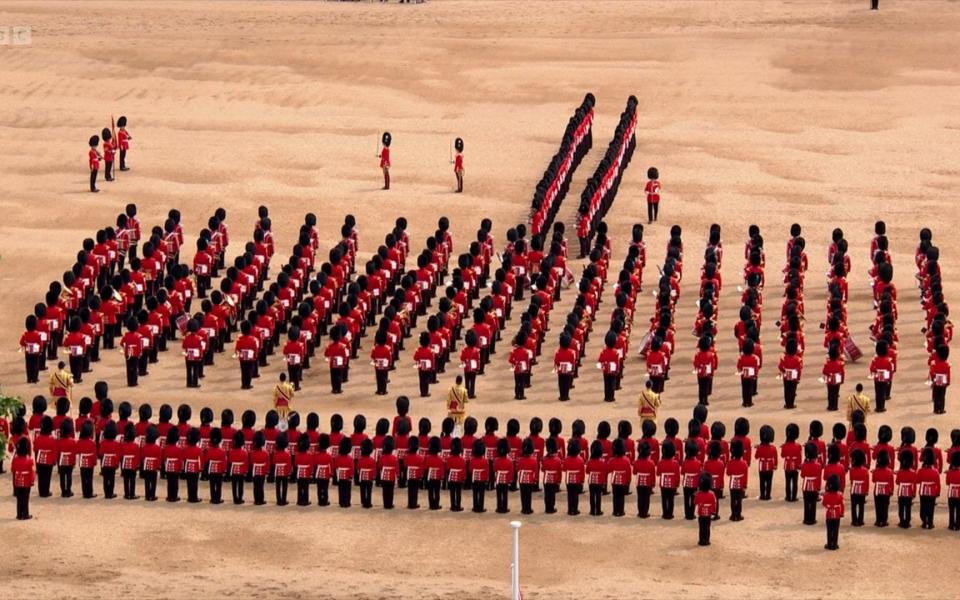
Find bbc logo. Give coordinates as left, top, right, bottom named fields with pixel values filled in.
left=0, top=26, right=32, bottom=46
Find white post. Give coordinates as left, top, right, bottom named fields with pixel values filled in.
left=510, top=520, right=522, bottom=600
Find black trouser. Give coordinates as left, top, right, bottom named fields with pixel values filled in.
left=741, top=379, right=755, bottom=406
left=167, top=473, right=180, bottom=501
left=122, top=468, right=138, bottom=498
left=375, top=369, right=389, bottom=395
left=898, top=497, right=912, bottom=526
left=472, top=482, right=486, bottom=512
left=241, top=361, right=255, bottom=389
left=514, top=373, right=525, bottom=399
left=827, top=384, right=840, bottom=410
left=15, top=487, right=30, bottom=519
left=650, top=376, right=665, bottom=394
left=730, top=488, right=744, bottom=520
left=661, top=488, right=676, bottom=518
left=382, top=481, right=395, bottom=508
left=603, top=374, right=616, bottom=402
left=58, top=465, right=74, bottom=496
left=697, top=377, right=712, bottom=405
left=176, top=471, right=195, bottom=500
left=496, top=483, right=510, bottom=513
left=143, top=471, right=158, bottom=500
left=612, top=484, right=628, bottom=516
left=637, top=485, right=652, bottom=517
left=520, top=483, right=534, bottom=514
left=920, top=496, right=936, bottom=528
left=464, top=372, right=477, bottom=398
left=253, top=476, right=266, bottom=504
left=698, top=516, right=711, bottom=545
left=826, top=519, right=840, bottom=548
left=427, top=479, right=442, bottom=509
left=36, top=464, right=53, bottom=497
left=275, top=478, right=288, bottom=505
left=933, top=385, right=947, bottom=413
left=851, top=494, right=866, bottom=525
left=102, top=466, right=116, bottom=498
left=24, top=354, right=40, bottom=383
left=566, top=483, right=582, bottom=514
left=803, top=491, right=818, bottom=524
left=231, top=476, right=245, bottom=504
left=295, top=478, right=310, bottom=505
left=759, top=471, right=773, bottom=500
left=336, top=480, right=351, bottom=507
left=119, top=149, right=127, bottom=169
left=103, top=326, right=115, bottom=350
left=209, top=474, right=223, bottom=503
left=558, top=374, right=573, bottom=401
left=418, top=371, right=432, bottom=396
left=79, top=468, right=94, bottom=498
left=330, top=367, right=344, bottom=393
left=871, top=0, right=879, bottom=10
left=683, top=487, right=696, bottom=519
left=875, top=494, right=890, bottom=526
left=126, top=357, right=139, bottom=386
left=449, top=482, right=462, bottom=510
left=69, top=355, right=84, bottom=383
left=875, top=380, right=890, bottom=411
left=784, top=471, right=798, bottom=501
left=90, top=169, right=98, bottom=192
left=579, top=236, right=590, bottom=259
left=186, top=360, right=201, bottom=387
left=105, top=160, right=114, bottom=180
left=316, top=478, right=330, bottom=505
left=359, top=480, right=373, bottom=507
left=948, top=498, right=959, bottom=530
left=544, top=483, right=559, bottom=513
left=647, top=202, right=659, bottom=222
left=783, top=380, right=798, bottom=408
left=288, top=364, right=302, bottom=389
left=138, top=353, right=149, bottom=376
left=588, top=483, right=603, bottom=515
left=407, top=479, right=421, bottom=508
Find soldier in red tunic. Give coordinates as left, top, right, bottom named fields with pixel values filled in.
left=379, top=131, right=392, bottom=190
left=822, top=474, right=844, bottom=550
left=88, top=135, right=101, bottom=193
left=12, top=438, right=35, bottom=520
left=453, top=137, right=464, bottom=193
left=116, top=115, right=132, bottom=171
left=695, top=472, right=718, bottom=545
left=101, top=127, right=116, bottom=182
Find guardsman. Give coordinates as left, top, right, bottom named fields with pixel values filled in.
left=453, top=137, right=464, bottom=193
left=88, top=135, right=102, bottom=193
left=117, top=116, right=132, bottom=171
left=846, top=383, right=871, bottom=427
left=101, top=127, right=116, bottom=182
left=12, top=438, right=35, bottom=520
left=379, top=131, right=392, bottom=190
left=637, top=379, right=661, bottom=425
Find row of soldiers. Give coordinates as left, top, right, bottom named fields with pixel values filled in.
left=7, top=394, right=960, bottom=538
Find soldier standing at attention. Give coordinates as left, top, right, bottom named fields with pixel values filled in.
left=379, top=131, right=392, bottom=190
left=117, top=116, right=132, bottom=171
left=88, top=135, right=102, bottom=193
left=453, top=137, right=464, bottom=193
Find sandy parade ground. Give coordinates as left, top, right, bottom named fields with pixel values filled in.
left=1, top=1, right=960, bottom=598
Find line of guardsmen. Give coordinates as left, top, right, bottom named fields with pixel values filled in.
left=6, top=398, right=960, bottom=548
